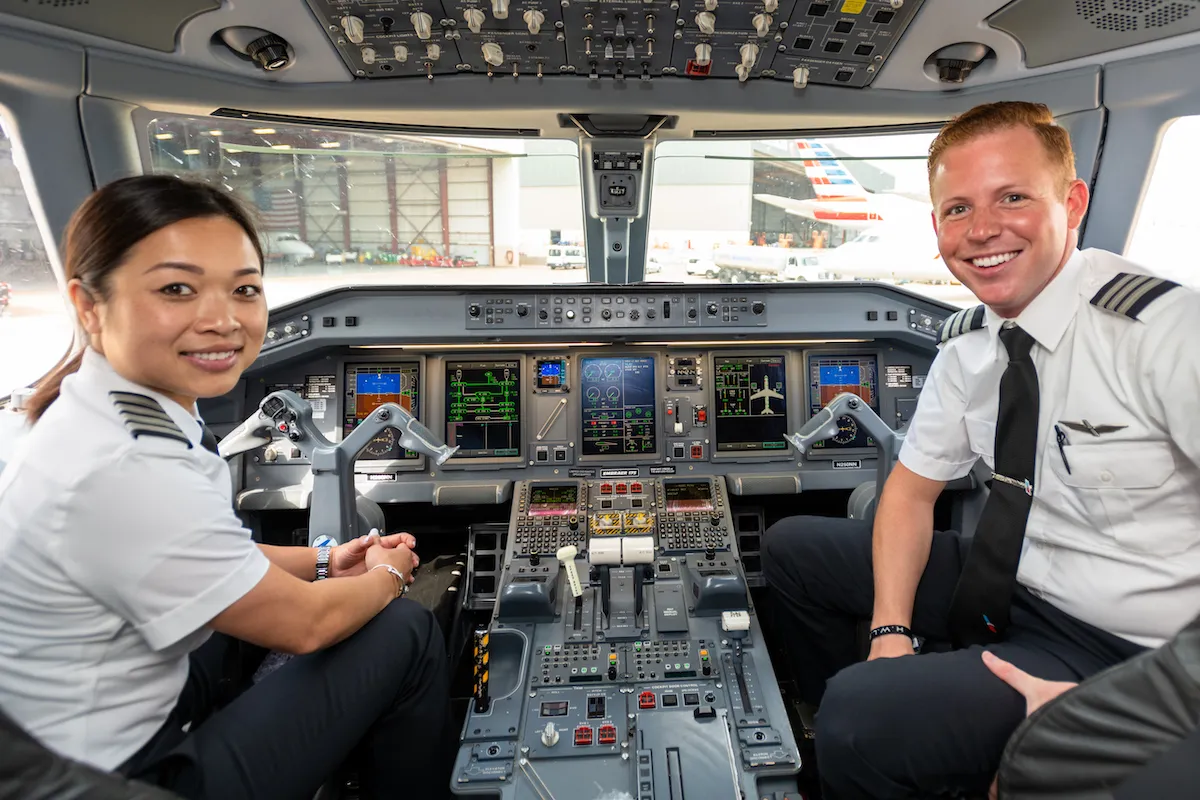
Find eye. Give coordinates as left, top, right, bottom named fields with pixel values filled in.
left=236, top=284, right=263, bottom=299
left=1003, top=193, right=1026, bottom=203
left=159, top=283, right=195, bottom=297
left=945, top=204, right=968, bottom=217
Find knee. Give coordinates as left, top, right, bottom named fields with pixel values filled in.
left=370, top=599, right=447, bottom=665
left=815, top=662, right=899, bottom=792
left=761, top=516, right=842, bottom=587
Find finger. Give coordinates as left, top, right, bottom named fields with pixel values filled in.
left=982, top=651, right=1035, bottom=695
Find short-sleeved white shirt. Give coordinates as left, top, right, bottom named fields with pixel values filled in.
left=0, top=349, right=269, bottom=770
left=899, top=248, right=1200, bottom=648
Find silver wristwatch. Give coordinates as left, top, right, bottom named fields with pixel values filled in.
left=315, top=546, right=332, bottom=581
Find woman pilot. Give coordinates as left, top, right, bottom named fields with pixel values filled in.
left=0, top=175, right=453, bottom=799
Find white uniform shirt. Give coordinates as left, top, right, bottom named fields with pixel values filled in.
left=0, top=349, right=269, bottom=770
left=900, top=248, right=1200, bottom=649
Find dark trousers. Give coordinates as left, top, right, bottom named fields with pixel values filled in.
left=120, top=600, right=454, bottom=800
left=762, top=515, right=1147, bottom=800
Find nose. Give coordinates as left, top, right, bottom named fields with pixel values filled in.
left=967, top=205, right=1001, bottom=242
left=195, top=291, right=242, bottom=335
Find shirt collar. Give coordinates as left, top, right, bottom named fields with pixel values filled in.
left=983, top=248, right=1086, bottom=353
left=78, top=348, right=204, bottom=447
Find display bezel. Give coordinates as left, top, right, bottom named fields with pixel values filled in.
left=708, top=351, right=795, bottom=463
left=804, top=350, right=882, bottom=457
left=439, top=354, right=527, bottom=467
left=576, top=353, right=661, bottom=464
left=341, top=357, right=428, bottom=474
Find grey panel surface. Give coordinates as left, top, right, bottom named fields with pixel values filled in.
left=0, top=0, right=217, bottom=52
left=0, top=31, right=93, bottom=261
left=990, top=0, right=1200, bottom=69
left=1084, top=41, right=1200, bottom=254
left=79, top=96, right=144, bottom=187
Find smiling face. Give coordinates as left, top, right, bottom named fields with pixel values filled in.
left=70, top=216, right=267, bottom=410
left=930, top=126, right=1089, bottom=318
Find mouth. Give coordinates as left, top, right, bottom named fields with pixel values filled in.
left=181, top=347, right=242, bottom=372
left=968, top=251, right=1022, bottom=269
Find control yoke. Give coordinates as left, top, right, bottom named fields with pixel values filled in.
left=220, top=390, right=458, bottom=544
left=785, top=391, right=904, bottom=512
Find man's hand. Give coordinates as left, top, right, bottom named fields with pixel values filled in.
left=981, top=651, right=1077, bottom=717
left=330, top=529, right=420, bottom=578
left=868, top=633, right=915, bottom=661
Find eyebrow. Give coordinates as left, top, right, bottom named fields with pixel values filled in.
left=144, top=261, right=262, bottom=277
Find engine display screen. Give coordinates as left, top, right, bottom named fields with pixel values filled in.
left=808, top=355, right=879, bottom=450
left=528, top=484, right=578, bottom=516
left=713, top=355, right=789, bottom=452
left=664, top=481, right=714, bottom=512
left=580, top=357, right=657, bottom=456
left=445, top=360, right=521, bottom=458
left=343, top=363, right=420, bottom=461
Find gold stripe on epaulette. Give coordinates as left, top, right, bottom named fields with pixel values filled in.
left=109, top=391, right=192, bottom=448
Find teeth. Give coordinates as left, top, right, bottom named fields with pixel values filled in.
left=188, top=351, right=235, bottom=361
left=972, top=252, right=1019, bottom=268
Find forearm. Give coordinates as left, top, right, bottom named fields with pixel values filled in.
left=871, top=477, right=937, bottom=628
left=259, top=544, right=317, bottom=581
left=305, top=568, right=398, bottom=651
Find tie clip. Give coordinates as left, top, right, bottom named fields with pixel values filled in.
left=992, top=472, right=1033, bottom=496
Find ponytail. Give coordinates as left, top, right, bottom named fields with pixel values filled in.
left=24, top=349, right=84, bottom=424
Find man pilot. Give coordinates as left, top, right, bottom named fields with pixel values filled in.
left=762, top=100, right=1200, bottom=799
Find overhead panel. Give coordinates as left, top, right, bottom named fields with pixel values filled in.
left=304, top=0, right=925, bottom=86
left=0, top=0, right=218, bottom=52
left=989, top=0, right=1200, bottom=68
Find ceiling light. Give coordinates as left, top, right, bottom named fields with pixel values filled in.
left=319, top=141, right=342, bottom=148
left=252, top=127, right=277, bottom=135
left=182, top=148, right=200, bottom=155
left=207, top=130, right=223, bottom=136
left=270, top=144, right=293, bottom=150
left=154, top=133, right=174, bottom=140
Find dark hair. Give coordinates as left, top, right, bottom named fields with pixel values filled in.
left=26, top=175, right=263, bottom=423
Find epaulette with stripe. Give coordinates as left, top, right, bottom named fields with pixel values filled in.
left=937, top=304, right=986, bottom=343
left=1090, top=273, right=1180, bottom=320
left=109, top=391, right=192, bottom=448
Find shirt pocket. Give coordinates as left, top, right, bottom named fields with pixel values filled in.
left=964, top=415, right=996, bottom=469
left=1050, top=441, right=1197, bottom=556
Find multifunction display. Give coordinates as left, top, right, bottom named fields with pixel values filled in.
left=580, top=357, right=657, bottom=456
left=808, top=355, right=879, bottom=450
left=664, top=481, right=714, bottom=512
left=343, top=362, right=420, bottom=461
left=445, top=360, right=521, bottom=458
left=528, top=484, right=579, bottom=516
left=713, top=355, right=789, bottom=453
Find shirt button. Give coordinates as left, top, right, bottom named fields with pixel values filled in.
left=1100, top=471, right=1113, bottom=483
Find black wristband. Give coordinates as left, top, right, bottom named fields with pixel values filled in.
left=869, top=624, right=917, bottom=646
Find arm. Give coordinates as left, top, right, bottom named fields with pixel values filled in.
left=1135, top=291, right=1200, bottom=469
left=259, top=544, right=316, bottom=580
left=869, top=464, right=947, bottom=657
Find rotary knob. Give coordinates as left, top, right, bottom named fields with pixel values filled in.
left=751, top=300, right=766, bottom=315
left=706, top=302, right=719, bottom=316
left=463, top=8, right=485, bottom=34
left=539, top=308, right=549, bottom=320
left=468, top=303, right=482, bottom=317
left=516, top=304, right=529, bottom=317
left=601, top=309, right=613, bottom=321
left=341, top=15, right=365, bottom=44
left=629, top=309, right=640, bottom=321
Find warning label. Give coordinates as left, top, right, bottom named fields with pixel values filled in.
left=885, top=365, right=913, bottom=389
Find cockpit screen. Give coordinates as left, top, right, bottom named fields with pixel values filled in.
left=445, top=360, right=521, bottom=458
left=343, top=363, right=420, bottom=461
left=528, top=484, right=578, bottom=516
left=580, top=357, right=656, bottom=456
left=713, top=355, right=789, bottom=452
left=808, top=355, right=879, bottom=450
left=664, top=481, right=714, bottom=512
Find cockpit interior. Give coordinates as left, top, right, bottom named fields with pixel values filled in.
left=2, top=0, right=1199, bottom=797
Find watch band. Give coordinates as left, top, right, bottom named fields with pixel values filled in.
left=315, top=546, right=331, bottom=581
left=869, top=624, right=920, bottom=651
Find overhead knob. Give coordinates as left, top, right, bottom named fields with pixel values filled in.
left=792, top=65, right=809, bottom=88
left=492, top=0, right=510, bottom=19
left=411, top=12, right=433, bottom=40
left=751, top=300, right=765, bottom=315
left=360, top=46, right=376, bottom=64
left=753, top=13, right=772, bottom=37
left=468, top=303, right=482, bottom=317
left=524, top=9, right=545, bottom=34
left=704, top=0, right=718, bottom=9
left=706, top=301, right=719, bottom=315
left=540, top=722, right=560, bottom=747
left=740, top=41, right=759, bottom=69
left=694, top=42, right=712, bottom=66
left=482, top=42, right=505, bottom=66
left=601, top=308, right=612, bottom=320
left=736, top=63, right=751, bottom=82
left=263, top=446, right=280, bottom=462
left=426, top=42, right=441, bottom=59
left=341, top=15, right=365, bottom=44
left=516, top=304, right=529, bottom=317
left=696, top=11, right=716, bottom=35
left=764, top=0, right=779, bottom=10
left=394, top=44, right=409, bottom=62
left=538, top=308, right=549, bottom=320
left=463, top=8, right=485, bottom=33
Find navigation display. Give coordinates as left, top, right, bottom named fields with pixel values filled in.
left=664, top=481, right=714, bottom=512
left=808, top=355, right=879, bottom=450
left=343, top=363, right=420, bottom=461
left=580, top=356, right=657, bottom=456
left=713, top=355, right=789, bottom=453
left=529, top=484, right=578, bottom=516
left=445, top=360, right=521, bottom=458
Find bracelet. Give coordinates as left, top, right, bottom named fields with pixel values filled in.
left=370, top=563, right=406, bottom=598
left=315, top=546, right=331, bottom=581
left=869, top=624, right=920, bottom=651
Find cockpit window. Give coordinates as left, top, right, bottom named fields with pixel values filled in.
left=1126, top=115, right=1200, bottom=288
left=649, top=133, right=978, bottom=308
left=145, top=115, right=585, bottom=307
left=0, top=113, right=70, bottom=396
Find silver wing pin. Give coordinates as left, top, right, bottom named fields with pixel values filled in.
left=1059, top=420, right=1128, bottom=437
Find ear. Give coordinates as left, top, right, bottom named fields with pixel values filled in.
left=67, top=279, right=102, bottom=338
left=930, top=209, right=940, bottom=235
left=1065, top=178, right=1090, bottom=230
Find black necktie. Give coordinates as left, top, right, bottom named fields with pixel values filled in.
left=948, top=323, right=1039, bottom=647
left=199, top=424, right=220, bottom=455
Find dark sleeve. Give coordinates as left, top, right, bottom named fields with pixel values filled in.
left=1112, top=725, right=1200, bottom=800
